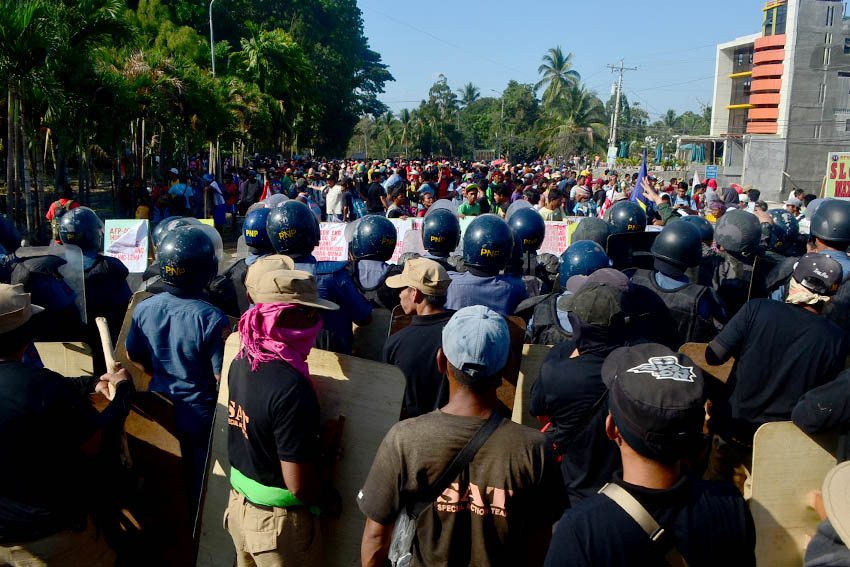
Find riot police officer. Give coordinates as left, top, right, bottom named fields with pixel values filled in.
left=210, top=208, right=274, bottom=317
left=606, top=201, right=647, bottom=235
left=520, top=240, right=611, bottom=345
left=59, top=207, right=133, bottom=373
left=765, top=209, right=801, bottom=260
left=347, top=215, right=402, bottom=309
left=571, top=216, right=610, bottom=248
left=267, top=200, right=371, bottom=353
left=680, top=215, right=717, bottom=286
left=507, top=206, right=557, bottom=292
left=712, top=209, right=764, bottom=317
left=421, top=207, right=461, bottom=272
left=125, top=224, right=230, bottom=516
left=139, top=216, right=202, bottom=292
left=630, top=221, right=725, bottom=347
left=445, top=214, right=528, bottom=316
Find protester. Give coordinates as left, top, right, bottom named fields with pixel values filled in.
left=45, top=184, right=81, bottom=242
left=359, top=306, right=566, bottom=566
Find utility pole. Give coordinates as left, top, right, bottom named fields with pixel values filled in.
left=209, top=0, right=216, bottom=76
left=606, top=60, right=637, bottom=157
left=490, top=89, right=505, bottom=159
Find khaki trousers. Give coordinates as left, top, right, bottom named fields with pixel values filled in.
left=224, top=489, right=322, bottom=567
left=0, top=518, right=115, bottom=567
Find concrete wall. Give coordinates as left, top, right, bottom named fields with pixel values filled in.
left=742, top=136, right=788, bottom=200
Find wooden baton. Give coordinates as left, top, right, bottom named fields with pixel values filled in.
left=95, top=316, right=118, bottom=400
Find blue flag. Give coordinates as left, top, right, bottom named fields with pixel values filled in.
left=630, top=150, right=650, bottom=211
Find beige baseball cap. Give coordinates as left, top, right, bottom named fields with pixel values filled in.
left=386, top=257, right=451, bottom=296
left=0, top=284, right=44, bottom=333
left=823, top=461, right=850, bottom=547
left=245, top=255, right=338, bottom=310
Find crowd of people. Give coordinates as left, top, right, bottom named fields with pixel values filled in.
left=1, top=153, right=849, bottom=567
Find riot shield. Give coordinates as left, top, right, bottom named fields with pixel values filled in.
left=197, top=335, right=406, bottom=567
left=17, top=244, right=87, bottom=324
left=400, top=228, right=426, bottom=256
left=343, top=217, right=363, bottom=244
left=233, top=235, right=249, bottom=262
left=605, top=231, right=658, bottom=271
left=747, top=254, right=779, bottom=301
left=678, top=342, right=734, bottom=384
left=512, top=344, right=553, bottom=428
left=504, top=199, right=532, bottom=223
left=425, top=198, right=458, bottom=216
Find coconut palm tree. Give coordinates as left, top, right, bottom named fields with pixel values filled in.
left=398, top=108, right=412, bottom=156
left=535, top=46, right=581, bottom=108
left=537, top=83, right=606, bottom=157
left=457, top=82, right=480, bottom=108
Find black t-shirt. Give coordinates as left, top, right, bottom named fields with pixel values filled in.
left=545, top=474, right=756, bottom=567
left=0, top=362, right=100, bottom=540
left=792, top=369, right=850, bottom=462
left=366, top=182, right=387, bottom=212
left=382, top=310, right=454, bottom=418
left=227, top=356, right=320, bottom=489
left=530, top=345, right=621, bottom=502
left=711, top=299, right=848, bottom=441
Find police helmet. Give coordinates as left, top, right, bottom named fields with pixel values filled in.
left=157, top=225, right=219, bottom=290
left=810, top=199, right=850, bottom=245
left=559, top=240, right=611, bottom=283
left=58, top=206, right=104, bottom=252
left=571, top=217, right=611, bottom=248
left=607, top=201, right=647, bottom=234
left=507, top=207, right=545, bottom=253
left=507, top=228, right=524, bottom=273
left=714, top=209, right=761, bottom=254
left=350, top=215, right=397, bottom=261
left=152, top=216, right=201, bottom=250
left=651, top=221, right=702, bottom=271
left=243, top=208, right=273, bottom=253
left=267, top=200, right=320, bottom=256
left=768, top=209, right=799, bottom=255
left=679, top=215, right=714, bottom=242
left=422, top=208, right=461, bottom=256
left=462, top=214, right=512, bottom=271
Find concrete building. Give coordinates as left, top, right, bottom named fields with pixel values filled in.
left=709, top=0, right=850, bottom=200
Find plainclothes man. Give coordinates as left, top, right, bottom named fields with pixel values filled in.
left=225, top=256, right=339, bottom=567
left=359, top=306, right=566, bottom=567
left=382, top=258, right=454, bottom=418
left=705, top=253, right=848, bottom=482
left=0, top=284, right=133, bottom=565
left=545, top=344, right=756, bottom=566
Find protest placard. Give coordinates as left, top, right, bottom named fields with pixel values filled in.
left=104, top=219, right=149, bottom=272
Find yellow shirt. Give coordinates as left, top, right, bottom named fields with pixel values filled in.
left=539, top=207, right=565, bottom=221
left=135, top=205, right=151, bottom=220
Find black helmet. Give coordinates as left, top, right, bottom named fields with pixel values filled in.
left=243, top=208, right=273, bottom=253
left=572, top=217, right=610, bottom=248
left=422, top=208, right=461, bottom=256
left=714, top=209, right=761, bottom=254
left=559, top=240, right=611, bottom=283
left=267, top=200, right=320, bottom=256
left=157, top=225, right=219, bottom=290
left=507, top=228, right=524, bottom=273
left=651, top=221, right=702, bottom=272
left=462, top=214, right=512, bottom=271
left=607, top=201, right=647, bottom=234
left=679, top=215, right=714, bottom=242
left=768, top=209, right=799, bottom=255
left=350, top=216, right=397, bottom=261
left=507, top=207, right=545, bottom=252
left=152, top=216, right=200, bottom=250
left=58, top=206, right=104, bottom=252
left=810, top=199, right=850, bottom=245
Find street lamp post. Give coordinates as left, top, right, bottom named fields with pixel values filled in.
left=490, top=89, right=505, bottom=159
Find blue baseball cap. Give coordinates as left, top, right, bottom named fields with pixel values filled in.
left=442, top=305, right=509, bottom=378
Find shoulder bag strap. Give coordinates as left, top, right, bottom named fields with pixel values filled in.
left=410, top=411, right=504, bottom=518
left=599, top=483, right=688, bottom=567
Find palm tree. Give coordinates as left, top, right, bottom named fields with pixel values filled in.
left=457, top=83, right=480, bottom=108
left=398, top=108, right=412, bottom=156
left=535, top=46, right=581, bottom=108
left=378, top=110, right=395, bottom=155
left=537, top=83, right=605, bottom=157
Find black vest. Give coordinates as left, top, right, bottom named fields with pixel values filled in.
left=348, top=261, right=403, bottom=310
left=526, top=293, right=574, bottom=345
left=631, top=269, right=716, bottom=346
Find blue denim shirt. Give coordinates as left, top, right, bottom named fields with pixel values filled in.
left=446, top=271, right=529, bottom=316
left=125, top=292, right=229, bottom=433
left=357, top=260, right=391, bottom=288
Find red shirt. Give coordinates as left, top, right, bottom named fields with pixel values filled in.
left=45, top=198, right=80, bottom=221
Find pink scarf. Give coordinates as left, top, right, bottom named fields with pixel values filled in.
left=236, top=303, right=322, bottom=379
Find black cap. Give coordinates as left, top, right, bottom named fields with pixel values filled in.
left=793, top=253, right=842, bottom=295
left=602, top=344, right=706, bottom=463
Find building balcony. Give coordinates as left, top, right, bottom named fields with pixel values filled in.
left=751, top=78, right=782, bottom=92
left=754, top=34, right=786, bottom=50
left=747, top=121, right=779, bottom=134
left=748, top=106, right=780, bottom=120
left=749, top=92, right=781, bottom=105
left=753, top=48, right=785, bottom=65
left=752, top=64, right=784, bottom=79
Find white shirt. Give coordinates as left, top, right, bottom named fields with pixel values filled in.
left=326, top=184, right=345, bottom=215
left=209, top=181, right=225, bottom=206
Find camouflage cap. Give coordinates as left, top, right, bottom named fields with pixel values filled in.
left=714, top=209, right=761, bottom=254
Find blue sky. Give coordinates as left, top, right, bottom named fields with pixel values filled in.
left=358, top=0, right=763, bottom=119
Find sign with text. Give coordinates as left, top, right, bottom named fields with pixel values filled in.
left=104, top=219, right=149, bottom=273
left=825, top=152, right=850, bottom=199
left=704, top=165, right=718, bottom=180
left=314, top=223, right=348, bottom=261
left=538, top=218, right=582, bottom=256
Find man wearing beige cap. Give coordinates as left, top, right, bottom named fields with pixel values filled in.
left=382, top=258, right=454, bottom=418
left=0, top=284, right=132, bottom=565
left=225, top=256, right=338, bottom=567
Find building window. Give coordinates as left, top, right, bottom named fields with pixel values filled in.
left=733, top=46, right=754, bottom=74
left=845, top=38, right=850, bottom=54
left=776, top=4, right=787, bottom=35
left=845, top=119, right=850, bottom=132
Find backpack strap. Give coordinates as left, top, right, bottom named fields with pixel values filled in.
left=599, top=483, right=688, bottom=567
